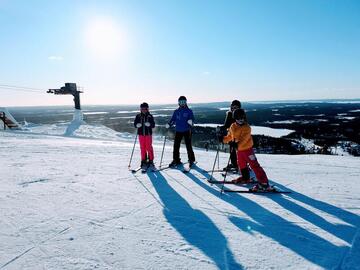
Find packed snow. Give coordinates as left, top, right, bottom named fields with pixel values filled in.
left=1, top=124, right=360, bottom=270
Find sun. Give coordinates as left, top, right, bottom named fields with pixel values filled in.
left=85, top=18, right=126, bottom=59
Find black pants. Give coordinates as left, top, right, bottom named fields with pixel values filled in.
left=173, top=131, right=195, bottom=163
left=229, top=142, right=238, bottom=167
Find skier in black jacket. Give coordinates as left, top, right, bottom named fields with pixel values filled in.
left=134, top=102, right=155, bottom=170
left=218, top=100, right=241, bottom=171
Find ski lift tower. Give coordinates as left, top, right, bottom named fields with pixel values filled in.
left=47, top=83, right=83, bottom=110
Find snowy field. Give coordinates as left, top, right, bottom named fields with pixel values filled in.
left=195, top=124, right=294, bottom=138
left=1, top=127, right=360, bottom=270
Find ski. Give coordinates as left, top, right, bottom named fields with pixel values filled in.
left=202, top=169, right=238, bottom=174
left=223, top=187, right=291, bottom=194
left=221, top=171, right=239, bottom=177
left=211, top=169, right=230, bottom=173
left=182, top=162, right=197, bottom=173
left=158, top=162, right=189, bottom=172
left=208, top=179, right=257, bottom=185
left=157, top=166, right=171, bottom=171
left=131, top=167, right=142, bottom=173
left=147, top=164, right=158, bottom=173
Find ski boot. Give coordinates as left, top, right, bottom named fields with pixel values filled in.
left=169, top=160, right=182, bottom=168
left=249, top=183, right=274, bottom=192
left=223, top=163, right=238, bottom=172
left=141, top=160, right=148, bottom=173
left=231, top=177, right=251, bottom=185
left=147, top=160, right=156, bottom=172
left=189, top=160, right=196, bottom=168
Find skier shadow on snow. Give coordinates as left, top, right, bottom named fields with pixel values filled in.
left=147, top=171, right=243, bottom=270
left=187, top=166, right=355, bottom=269
left=266, top=180, right=359, bottom=245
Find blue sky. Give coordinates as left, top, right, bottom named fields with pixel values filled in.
left=0, top=0, right=359, bottom=106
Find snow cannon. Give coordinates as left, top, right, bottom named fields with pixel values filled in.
left=47, top=83, right=83, bottom=110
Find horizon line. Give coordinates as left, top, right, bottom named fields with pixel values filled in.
left=5, top=97, right=360, bottom=108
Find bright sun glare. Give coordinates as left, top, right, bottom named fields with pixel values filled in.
left=85, top=18, right=126, bottom=59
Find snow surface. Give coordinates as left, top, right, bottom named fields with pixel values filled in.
left=1, top=125, right=360, bottom=270
left=251, top=126, right=294, bottom=138
left=195, top=124, right=294, bottom=138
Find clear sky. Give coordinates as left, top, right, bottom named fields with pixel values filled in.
left=0, top=0, right=359, bottom=106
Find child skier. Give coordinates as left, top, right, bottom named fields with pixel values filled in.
left=223, top=108, right=271, bottom=191
left=166, top=96, right=196, bottom=167
left=134, top=102, right=155, bottom=171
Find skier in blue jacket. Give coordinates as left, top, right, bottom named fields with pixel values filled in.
left=166, top=96, right=196, bottom=167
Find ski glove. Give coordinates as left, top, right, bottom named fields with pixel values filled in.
left=136, top=123, right=142, bottom=128
left=187, top=119, right=193, bottom=126
left=145, top=122, right=151, bottom=127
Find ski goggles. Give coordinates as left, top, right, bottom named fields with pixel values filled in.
left=178, top=100, right=187, bottom=106
left=140, top=107, right=149, bottom=111
left=236, top=119, right=245, bottom=125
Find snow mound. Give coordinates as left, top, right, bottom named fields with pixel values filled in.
left=17, top=110, right=135, bottom=142
left=64, top=110, right=84, bottom=136
left=0, top=107, right=22, bottom=129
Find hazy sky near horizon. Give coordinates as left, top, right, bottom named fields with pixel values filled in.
left=1, top=0, right=360, bottom=106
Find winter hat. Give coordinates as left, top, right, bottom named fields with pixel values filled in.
left=231, top=100, right=241, bottom=109
left=140, top=102, right=149, bottom=109
left=178, top=96, right=187, bottom=101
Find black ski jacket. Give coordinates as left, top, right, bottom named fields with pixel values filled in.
left=134, top=112, right=155, bottom=135
left=220, top=111, right=235, bottom=133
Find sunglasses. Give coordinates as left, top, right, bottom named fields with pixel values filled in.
left=178, top=100, right=187, bottom=105
left=140, top=107, right=148, bottom=111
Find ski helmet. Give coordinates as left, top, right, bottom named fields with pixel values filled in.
left=232, top=108, right=246, bottom=121
left=230, top=100, right=241, bottom=109
left=140, top=102, right=149, bottom=109
left=178, top=96, right=187, bottom=102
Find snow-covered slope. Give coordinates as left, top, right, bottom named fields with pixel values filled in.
left=1, top=128, right=360, bottom=270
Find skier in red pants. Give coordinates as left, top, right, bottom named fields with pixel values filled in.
left=134, top=102, right=155, bottom=171
left=223, top=109, right=270, bottom=191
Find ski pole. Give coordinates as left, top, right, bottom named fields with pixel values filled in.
left=159, top=135, right=167, bottom=168
left=220, top=153, right=232, bottom=194
left=209, top=143, right=220, bottom=181
left=217, top=143, right=220, bottom=170
left=128, top=133, right=138, bottom=168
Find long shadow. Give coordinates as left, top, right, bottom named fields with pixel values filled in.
left=147, top=171, right=242, bottom=269
left=197, top=166, right=360, bottom=243
left=186, top=166, right=352, bottom=269
left=270, top=181, right=360, bottom=229
left=266, top=180, right=358, bottom=244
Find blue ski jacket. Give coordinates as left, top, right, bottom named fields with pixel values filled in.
left=168, top=106, right=195, bottom=132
